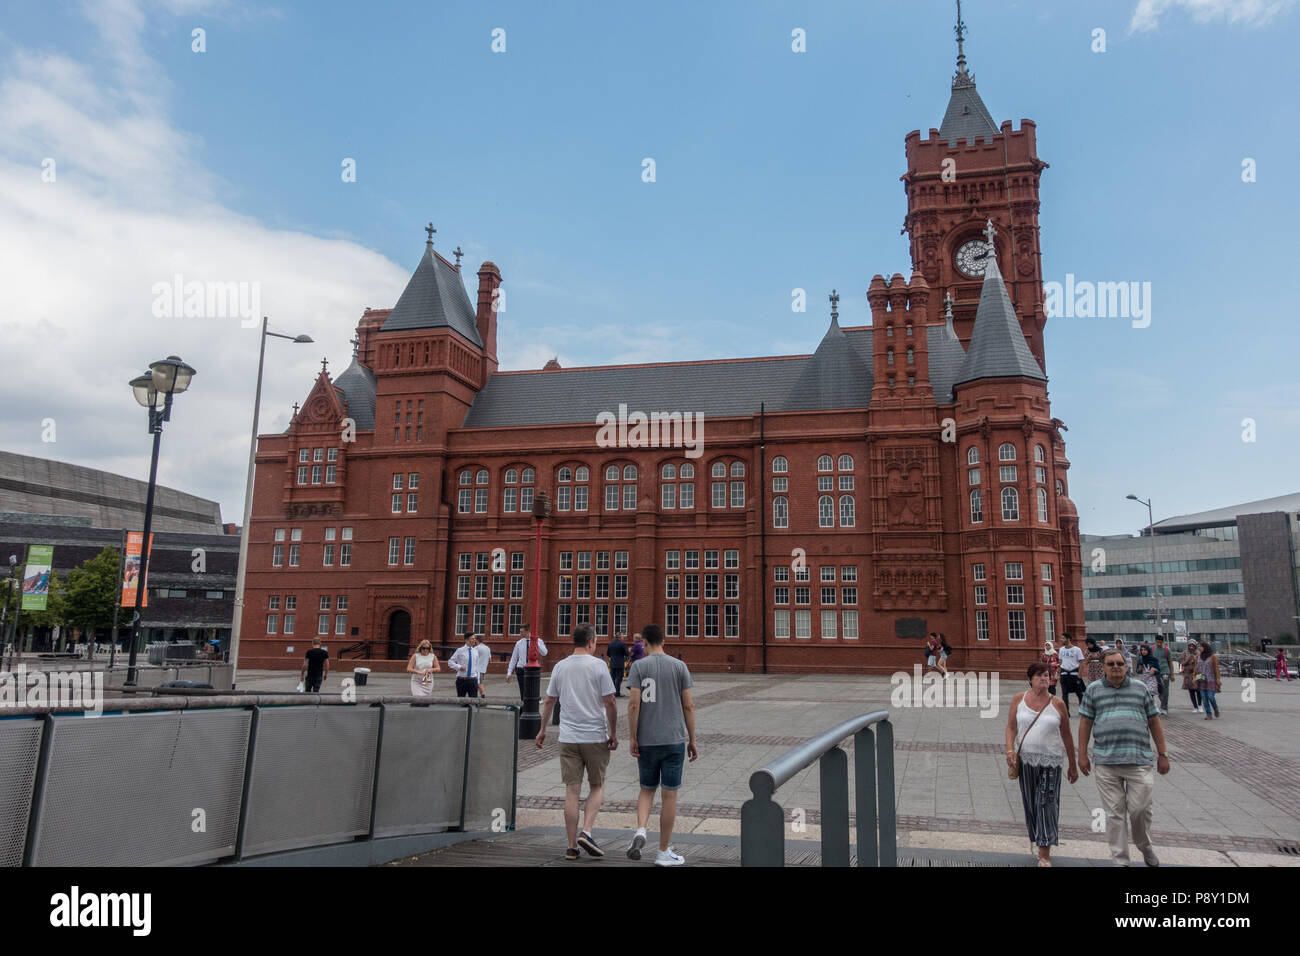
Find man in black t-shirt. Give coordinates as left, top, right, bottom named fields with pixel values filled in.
left=606, top=633, right=628, bottom=697
left=302, top=637, right=329, bottom=692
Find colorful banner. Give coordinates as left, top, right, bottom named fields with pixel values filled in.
left=21, top=544, right=53, bottom=611
left=120, top=533, right=152, bottom=608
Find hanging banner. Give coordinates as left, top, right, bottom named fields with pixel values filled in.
left=21, top=544, right=53, bottom=611
left=121, top=533, right=153, bottom=608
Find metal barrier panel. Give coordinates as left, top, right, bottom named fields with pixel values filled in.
left=372, top=705, right=469, bottom=838
left=241, top=705, right=380, bottom=857
left=30, top=709, right=251, bottom=866
left=462, top=707, right=518, bottom=830
left=0, top=718, right=43, bottom=868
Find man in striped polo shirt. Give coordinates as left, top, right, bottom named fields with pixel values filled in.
left=1078, top=649, right=1171, bottom=866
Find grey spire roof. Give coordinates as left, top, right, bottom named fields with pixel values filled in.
left=939, top=4, right=998, bottom=145
left=926, top=303, right=967, bottom=402
left=785, top=315, right=873, bottom=411
left=953, top=231, right=1046, bottom=388
left=333, top=359, right=377, bottom=430
left=380, top=240, right=483, bottom=346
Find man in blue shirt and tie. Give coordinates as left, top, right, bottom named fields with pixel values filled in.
left=449, top=632, right=478, bottom=698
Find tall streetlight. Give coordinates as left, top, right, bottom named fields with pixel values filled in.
left=1126, top=494, right=1161, bottom=644
left=126, top=356, right=196, bottom=685
left=5, top=554, right=20, bottom=662
left=228, top=318, right=313, bottom=686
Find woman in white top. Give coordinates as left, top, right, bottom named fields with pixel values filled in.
left=408, top=640, right=441, bottom=697
left=1004, top=661, right=1078, bottom=867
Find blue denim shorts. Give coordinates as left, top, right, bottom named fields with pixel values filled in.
left=637, top=743, right=686, bottom=791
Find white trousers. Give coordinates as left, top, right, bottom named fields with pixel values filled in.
left=1093, top=763, right=1155, bottom=864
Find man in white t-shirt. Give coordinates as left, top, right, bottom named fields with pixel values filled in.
left=536, top=624, right=617, bottom=860
left=1057, top=633, right=1086, bottom=716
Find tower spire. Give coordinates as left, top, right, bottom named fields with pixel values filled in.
left=953, top=0, right=973, bottom=89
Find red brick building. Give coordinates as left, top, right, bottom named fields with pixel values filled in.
left=239, top=35, right=1083, bottom=675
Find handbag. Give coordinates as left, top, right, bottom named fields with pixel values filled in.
left=1009, top=695, right=1050, bottom=780
left=296, top=681, right=305, bottom=693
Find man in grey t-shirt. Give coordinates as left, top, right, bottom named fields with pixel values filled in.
left=625, top=623, right=697, bottom=866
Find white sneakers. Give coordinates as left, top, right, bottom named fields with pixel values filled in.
left=654, top=846, right=685, bottom=866
left=627, top=829, right=646, bottom=861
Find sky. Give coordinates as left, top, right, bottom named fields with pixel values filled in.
left=0, top=0, right=1296, bottom=535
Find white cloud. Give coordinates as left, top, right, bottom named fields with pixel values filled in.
left=0, top=0, right=408, bottom=523
left=1130, top=0, right=1298, bottom=32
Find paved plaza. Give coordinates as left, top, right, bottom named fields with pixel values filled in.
left=236, top=667, right=1300, bottom=866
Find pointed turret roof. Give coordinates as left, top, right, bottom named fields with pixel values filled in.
left=939, top=1, right=999, bottom=146
left=954, top=222, right=1046, bottom=387
left=786, top=294, right=873, bottom=410
left=380, top=228, right=483, bottom=345
left=333, top=358, right=377, bottom=430
left=927, top=293, right=968, bottom=402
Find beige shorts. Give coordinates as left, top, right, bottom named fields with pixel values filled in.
left=559, top=742, right=610, bottom=788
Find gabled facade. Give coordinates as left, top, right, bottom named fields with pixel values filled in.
left=239, top=18, right=1084, bottom=675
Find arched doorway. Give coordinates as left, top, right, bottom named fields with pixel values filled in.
left=387, top=610, right=412, bottom=660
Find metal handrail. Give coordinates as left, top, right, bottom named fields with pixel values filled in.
left=741, top=710, right=895, bottom=868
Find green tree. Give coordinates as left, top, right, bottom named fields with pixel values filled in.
left=61, top=547, right=121, bottom=634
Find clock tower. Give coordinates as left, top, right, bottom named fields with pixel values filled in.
left=901, top=1, right=1049, bottom=370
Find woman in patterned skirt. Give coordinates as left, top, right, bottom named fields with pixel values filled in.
left=1084, top=637, right=1106, bottom=686
left=1005, top=662, right=1078, bottom=867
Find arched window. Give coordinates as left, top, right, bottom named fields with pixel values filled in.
left=967, top=447, right=979, bottom=465
left=605, top=464, right=636, bottom=512
left=839, top=495, right=855, bottom=527
left=817, top=455, right=832, bottom=472
left=1002, top=487, right=1020, bottom=521
left=885, top=324, right=893, bottom=337
left=1034, top=445, right=1046, bottom=463
left=476, top=469, right=489, bottom=485
left=906, top=347, right=914, bottom=364
left=970, top=489, right=983, bottom=523
left=680, top=463, right=694, bottom=479
left=837, top=454, right=853, bottom=471
left=1037, top=487, right=1048, bottom=522
left=573, top=465, right=589, bottom=511
left=519, top=468, right=535, bottom=513
left=459, top=469, right=472, bottom=485
left=558, top=466, right=572, bottom=483
left=772, top=456, right=788, bottom=473
left=521, top=467, right=535, bottom=484
left=504, top=468, right=518, bottom=484
left=662, top=463, right=676, bottom=479
left=606, top=465, right=619, bottom=481
left=730, top=461, right=745, bottom=477
left=623, top=464, right=637, bottom=480
left=711, top=462, right=726, bottom=478
left=819, top=496, right=834, bottom=528
left=575, top=466, right=589, bottom=482
left=998, top=443, right=1016, bottom=461
left=773, top=496, right=788, bottom=528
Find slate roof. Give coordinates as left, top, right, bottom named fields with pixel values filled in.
left=939, top=75, right=999, bottom=146
left=334, top=359, right=377, bottom=430
left=953, top=247, right=1046, bottom=388
left=926, top=311, right=967, bottom=403
left=380, top=241, right=483, bottom=345
left=785, top=317, right=874, bottom=411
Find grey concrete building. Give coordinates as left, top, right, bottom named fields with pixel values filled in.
left=0, top=449, right=225, bottom=535
left=0, top=449, right=236, bottom=651
left=1080, top=492, right=1300, bottom=651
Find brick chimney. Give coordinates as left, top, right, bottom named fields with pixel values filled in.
left=476, top=261, right=501, bottom=386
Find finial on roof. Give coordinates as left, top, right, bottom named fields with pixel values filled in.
left=292, top=402, right=299, bottom=417
left=954, top=0, right=969, bottom=80
left=320, top=357, right=329, bottom=376
left=983, top=219, right=997, bottom=255
left=453, top=246, right=463, bottom=268
left=943, top=292, right=954, bottom=321
left=829, top=289, right=840, bottom=323
left=425, top=222, right=436, bottom=246
left=349, top=334, right=361, bottom=358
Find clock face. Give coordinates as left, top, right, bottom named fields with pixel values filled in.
left=955, top=239, right=990, bottom=278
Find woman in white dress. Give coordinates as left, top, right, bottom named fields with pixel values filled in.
left=1005, top=661, right=1078, bottom=867
left=408, top=640, right=440, bottom=697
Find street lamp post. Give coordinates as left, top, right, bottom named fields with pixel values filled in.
left=5, top=555, right=19, bottom=665
left=125, top=356, right=195, bottom=686
left=1126, top=495, right=1162, bottom=645
left=229, top=318, right=313, bottom=686
left=518, top=491, right=551, bottom=740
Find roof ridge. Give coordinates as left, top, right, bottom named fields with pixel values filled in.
left=491, top=353, right=814, bottom=376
